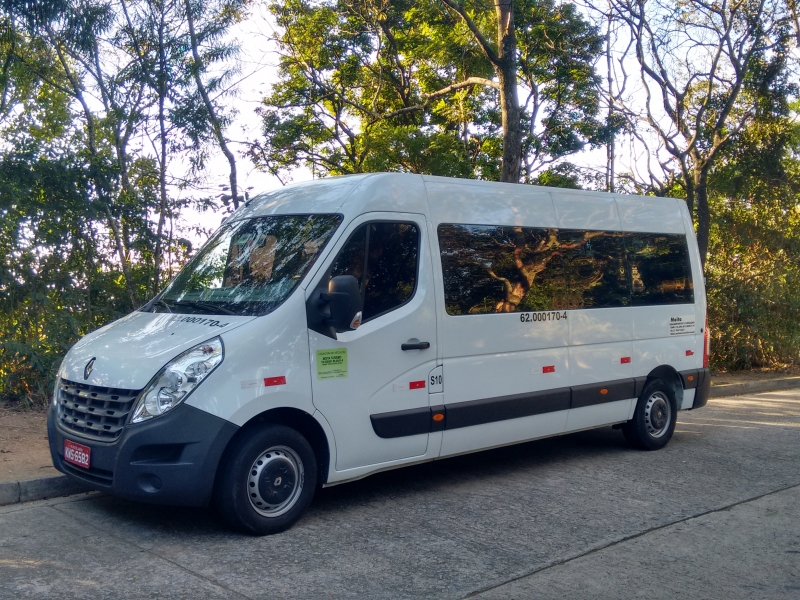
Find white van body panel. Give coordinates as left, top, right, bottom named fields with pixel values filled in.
left=439, top=410, right=568, bottom=457
left=232, top=175, right=361, bottom=220
left=305, top=210, right=437, bottom=472
left=61, top=311, right=254, bottom=390
left=615, top=196, right=685, bottom=234
left=422, top=176, right=559, bottom=228
left=186, top=291, right=317, bottom=427
left=552, top=190, right=621, bottom=231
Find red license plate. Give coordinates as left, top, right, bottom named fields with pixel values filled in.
left=64, top=439, right=91, bottom=469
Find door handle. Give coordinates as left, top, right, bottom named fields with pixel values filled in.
left=401, top=341, right=430, bottom=351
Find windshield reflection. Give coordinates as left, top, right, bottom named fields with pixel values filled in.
left=148, top=214, right=342, bottom=317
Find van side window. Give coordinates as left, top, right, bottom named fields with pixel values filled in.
left=330, top=222, right=419, bottom=321
left=626, top=233, right=694, bottom=305
left=438, top=224, right=564, bottom=315
left=560, top=230, right=630, bottom=309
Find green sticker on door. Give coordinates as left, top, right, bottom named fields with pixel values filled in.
left=316, top=348, right=348, bottom=380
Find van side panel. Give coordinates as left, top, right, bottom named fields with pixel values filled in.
left=424, top=181, right=571, bottom=456
left=555, top=193, right=638, bottom=431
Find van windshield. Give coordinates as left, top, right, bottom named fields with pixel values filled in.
left=149, top=214, right=342, bottom=316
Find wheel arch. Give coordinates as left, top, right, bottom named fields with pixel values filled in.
left=216, top=407, right=331, bottom=489
left=644, top=365, right=684, bottom=407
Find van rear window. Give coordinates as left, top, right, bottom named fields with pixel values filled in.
left=438, top=225, right=693, bottom=315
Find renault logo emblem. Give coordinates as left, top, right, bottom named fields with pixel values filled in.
left=84, top=357, right=96, bottom=380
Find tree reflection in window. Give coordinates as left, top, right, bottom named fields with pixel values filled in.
left=560, top=230, right=629, bottom=309
left=438, top=225, right=693, bottom=315
left=438, top=225, right=564, bottom=315
left=330, top=222, right=419, bottom=321
left=627, top=233, right=694, bottom=305
left=159, top=214, right=342, bottom=316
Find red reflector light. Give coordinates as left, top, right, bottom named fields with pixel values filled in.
left=686, top=350, right=694, bottom=356
left=264, top=376, right=286, bottom=387
left=621, top=357, right=631, bottom=364
left=410, top=380, right=426, bottom=390
left=543, top=366, right=555, bottom=373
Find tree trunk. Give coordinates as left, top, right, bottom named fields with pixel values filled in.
left=153, top=6, right=169, bottom=295
left=184, top=0, right=239, bottom=209
left=694, top=169, right=711, bottom=269
left=495, top=0, right=521, bottom=183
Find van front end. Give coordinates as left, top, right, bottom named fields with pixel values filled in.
left=47, top=210, right=345, bottom=514
left=48, top=387, right=239, bottom=506
left=46, top=326, right=247, bottom=505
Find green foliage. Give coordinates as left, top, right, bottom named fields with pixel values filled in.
left=250, top=0, right=604, bottom=183
left=705, top=112, right=800, bottom=370
left=0, top=1, right=247, bottom=406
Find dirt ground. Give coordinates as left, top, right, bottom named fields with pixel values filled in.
left=0, top=408, right=58, bottom=483
left=2, top=369, right=800, bottom=484
left=711, top=368, right=800, bottom=385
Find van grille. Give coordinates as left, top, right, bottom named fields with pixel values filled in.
left=56, top=379, right=141, bottom=441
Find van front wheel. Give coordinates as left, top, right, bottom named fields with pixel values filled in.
left=622, top=380, right=677, bottom=450
left=215, top=424, right=317, bottom=535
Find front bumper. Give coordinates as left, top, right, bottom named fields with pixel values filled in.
left=48, top=402, right=239, bottom=507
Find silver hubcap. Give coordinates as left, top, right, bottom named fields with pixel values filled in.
left=644, top=391, right=672, bottom=438
left=247, top=446, right=304, bottom=517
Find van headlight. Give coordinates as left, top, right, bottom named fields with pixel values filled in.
left=130, top=337, right=224, bottom=424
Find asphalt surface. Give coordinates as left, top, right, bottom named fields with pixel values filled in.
left=1, top=390, right=798, bottom=599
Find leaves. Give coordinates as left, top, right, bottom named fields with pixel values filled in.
left=251, top=0, right=604, bottom=183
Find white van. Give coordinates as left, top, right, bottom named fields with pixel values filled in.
left=49, top=173, right=710, bottom=534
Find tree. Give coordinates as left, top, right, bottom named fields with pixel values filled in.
left=705, top=105, right=800, bottom=369
left=250, top=0, right=605, bottom=184
left=609, top=0, right=796, bottom=266
left=182, top=0, right=251, bottom=209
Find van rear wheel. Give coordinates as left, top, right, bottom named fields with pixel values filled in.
left=215, top=424, right=317, bottom=535
left=622, top=380, right=677, bottom=450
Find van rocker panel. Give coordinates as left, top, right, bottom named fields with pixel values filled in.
left=369, top=378, right=652, bottom=437
left=48, top=402, right=239, bottom=506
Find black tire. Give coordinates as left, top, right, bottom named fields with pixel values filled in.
left=215, top=424, right=317, bottom=535
left=622, top=379, right=678, bottom=451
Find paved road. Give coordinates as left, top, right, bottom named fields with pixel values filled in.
left=1, top=390, right=798, bottom=599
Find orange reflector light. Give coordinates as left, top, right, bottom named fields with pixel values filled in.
left=688, top=375, right=694, bottom=382
left=432, top=413, right=444, bottom=422
left=600, top=388, right=608, bottom=395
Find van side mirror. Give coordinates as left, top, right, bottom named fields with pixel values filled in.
left=306, top=275, right=363, bottom=339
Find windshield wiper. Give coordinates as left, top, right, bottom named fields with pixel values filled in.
left=173, top=300, right=237, bottom=316
left=151, top=299, right=174, bottom=313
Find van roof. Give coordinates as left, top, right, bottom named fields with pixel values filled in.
left=232, top=173, right=686, bottom=234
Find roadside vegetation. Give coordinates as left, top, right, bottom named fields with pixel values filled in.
left=1, top=0, right=799, bottom=407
